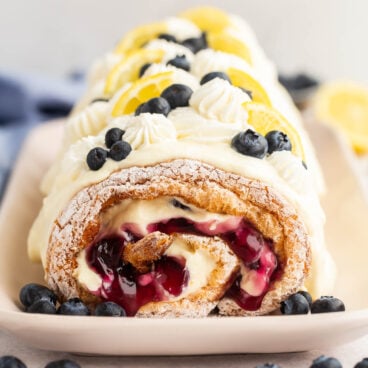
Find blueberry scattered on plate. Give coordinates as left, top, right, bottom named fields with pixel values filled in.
left=44, top=359, right=81, bottom=368
left=310, top=355, right=342, bottom=368
left=26, top=299, right=57, bottom=314
left=278, top=73, right=319, bottom=91
left=0, top=355, right=27, bottom=368
left=280, top=293, right=309, bottom=315
left=355, top=358, right=368, bottom=368
left=57, top=298, right=90, bottom=316
left=94, top=301, right=127, bottom=316
left=19, top=283, right=57, bottom=308
left=297, top=290, right=313, bottom=307
left=311, top=296, right=345, bottom=314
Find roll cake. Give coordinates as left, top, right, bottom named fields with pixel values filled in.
left=28, top=7, right=336, bottom=317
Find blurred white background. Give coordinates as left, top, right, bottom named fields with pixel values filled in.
left=0, top=0, right=367, bottom=82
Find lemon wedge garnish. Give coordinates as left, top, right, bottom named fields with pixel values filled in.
left=228, top=67, right=271, bottom=107
left=314, top=81, right=368, bottom=154
left=112, top=71, right=174, bottom=117
left=180, top=6, right=231, bottom=33
left=245, top=103, right=305, bottom=160
left=104, top=49, right=165, bottom=96
left=207, top=31, right=252, bottom=65
left=114, top=22, right=167, bottom=54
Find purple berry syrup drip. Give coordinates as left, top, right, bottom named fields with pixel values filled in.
left=86, top=217, right=279, bottom=315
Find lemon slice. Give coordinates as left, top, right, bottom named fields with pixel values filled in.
left=207, top=31, right=252, bottom=65
left=114, top=22, right=167, bottom=54
left=227, top=67, right=271, bottom=107
left=245, top=103, right=305, bottom=160
left=314, top=81, right=368, bottom=154
left=112, top=71, right=174, bottom=117
left=180, top=6, right=231, bottom=33
left=104, top=49, right=165, bottom=96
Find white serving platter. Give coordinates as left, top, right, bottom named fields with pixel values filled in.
left=0, top=120, right=368, bottom=355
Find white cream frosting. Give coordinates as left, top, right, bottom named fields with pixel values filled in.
left=169, top=107, right=249, bottom=143
left=190, top=78, right=250, bottom=123
left=112, top=113, right=177, bottom=150
left=142, top=63, right=178, bottom=77
left=64, top=101, right=109, bottom=147
left=166, top=17, right=202, bottom=41
left=144, top=39, right=194, bottom=64
left=142, top=64, right=199, bottom=91
left=88, top=52, right=123, bottom=88
left=192, top=49, right=252, bottom=79
left=267, top=151, right=311, bottom=194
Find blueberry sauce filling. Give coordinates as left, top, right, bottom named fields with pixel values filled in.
left=86, top=216, right=280, bottom=315
left=87, top=237, right=189, bottom=316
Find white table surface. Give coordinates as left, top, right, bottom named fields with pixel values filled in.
left=1, top=330, right=368, bottom=368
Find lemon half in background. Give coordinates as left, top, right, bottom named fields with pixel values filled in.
left=314, top=81, right=368, bottom=155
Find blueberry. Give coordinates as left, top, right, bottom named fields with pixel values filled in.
left=86, top=147, right=108, bottom=171
left=95, top=301, right=126, bottom=316
left=161, top=84, right=193, bottom=109
left=167, top=55, right=190, bottom=72
left=26, top=299, right=57, bottom=314
left=231, top=130, right=268, bottom=159
left=311, top=296, right=345, bottom=314
left=310, top=355, right=342, bottom=368
left=265, top=130, right=292, bottom=154
left=157, top=33, right=177, bottom=43
left=279, top=73, right=319, bottom=91
left=200, top=71, right=231, bottom=85
left=105, top=127, right=125, bottom=149
left=108, top=141, right=132, bottom=161
left=297, top=290, right=313, bottom=307
left=19, top=283, right=57, bottom=308
left=58, top=298, right=90, bottom=316
left=280, top=293, right=309, bottom=315
left=181, top=33, right=207, bottom=53
left=135, top=97, right=171, bottom=116
left=256, top=364, right=281, bottom=368
left=139, top=63, right=151, bottom=77
left=0, top=356, right=27, bottom=368
left=44, top=359, right=81, bottom=368
left=354, top=358, right=368, bottom=368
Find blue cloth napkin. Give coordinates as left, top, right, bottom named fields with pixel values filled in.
left=0, top=70, right=84, bottom=198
